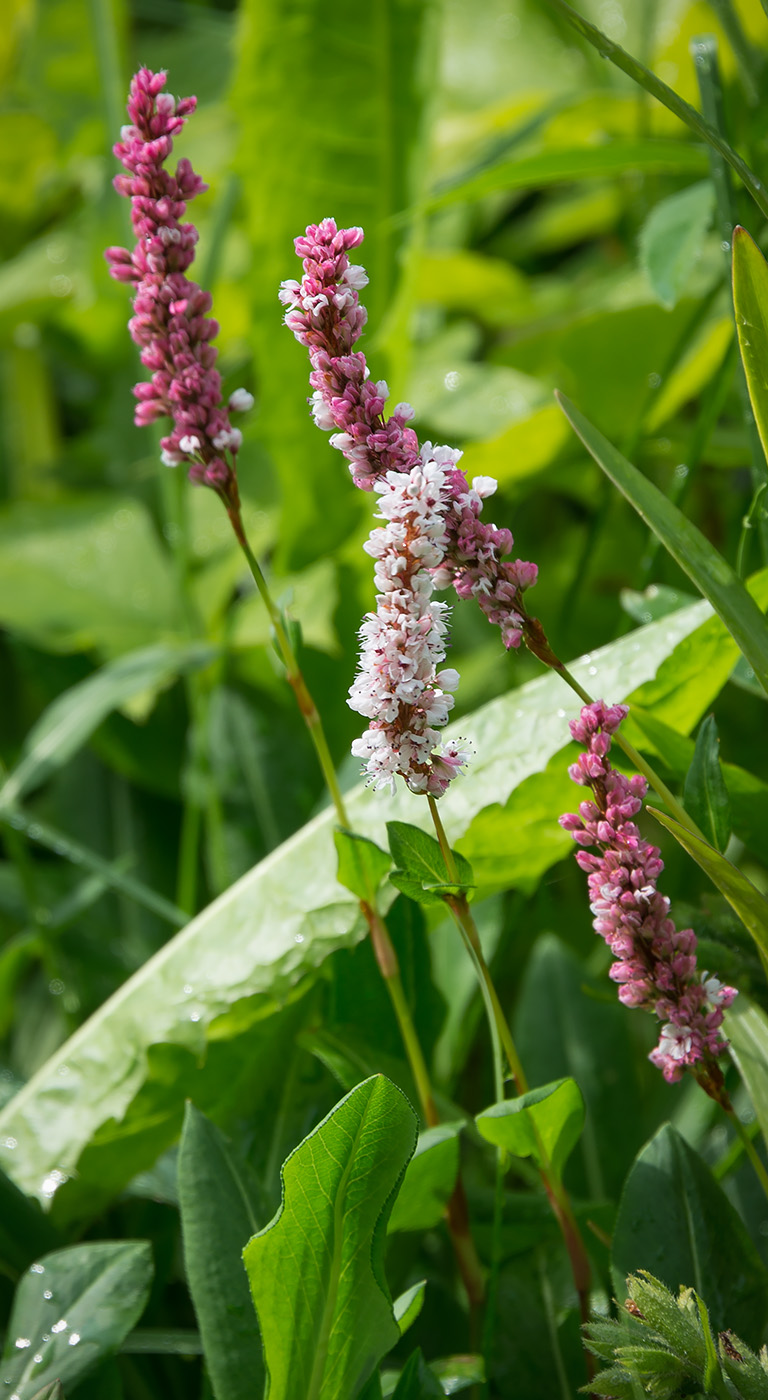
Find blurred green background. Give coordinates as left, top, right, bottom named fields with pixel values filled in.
left=1, top=0, right=766, bottom=1108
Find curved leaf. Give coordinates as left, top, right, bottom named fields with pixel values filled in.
left=243, top=1075, right=417, bottom=1400
left=388, top=1123, right=462, bottom=1234
left=476, top=1078, right=584, bottom=1184
left=0, top=597, right=716, bottom=1204
left=556, top=391, right=768, bottom=694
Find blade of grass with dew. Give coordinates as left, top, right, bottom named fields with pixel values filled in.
left=555, top=391, right=768, bottom=693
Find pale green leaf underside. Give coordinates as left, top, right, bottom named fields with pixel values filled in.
left=0, top=598, right=712, bottom=1200
left=243, top=1075, right=417, bottom=1400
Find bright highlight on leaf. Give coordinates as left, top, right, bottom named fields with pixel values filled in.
left=243, top=1076, right=418, bottom=1400
left=476, top=1078, right=585, bottom=1183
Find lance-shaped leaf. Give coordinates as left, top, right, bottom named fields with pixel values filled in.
left=387, top=822, right=474, bottom=905
left=476, top=1078, right=584, bottom=1184
left=733, top=226, right=768, bottom=468
left=1, top=1241, right=153, bottom=1397
left=682, top=715, right=732, bottom=852
left=556, top=391, right=768, bottom=694
left=648, top=807, right=768, bottom=974
left=177, top=1104, right=264, bottom=1400
left=639, top=181, right=714, bottom=310
left=389, top=1350, right=443, bottom=1398
left=334, top=830, right=392, bottom=903
left=243, top=1075, right=418, bottom=1400
left=393, top=1281, right=426, bottom=1337
left=612, top=1125, right=768, bottom=1339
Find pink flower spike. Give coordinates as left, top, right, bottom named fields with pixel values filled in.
left=561, top=700, right=736, bottom=1092
left=105, top=68, right=252, bottom=510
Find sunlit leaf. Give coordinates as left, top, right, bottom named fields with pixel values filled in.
left=639, top=181, right=714, bottom=309
left=682, top=715, right=732, bottom=852
left=733, top=225, right=768, bottom=473
left=476, top=1078, right=584, bottom=1183
left=243, top=1076, right=417, bottom=1400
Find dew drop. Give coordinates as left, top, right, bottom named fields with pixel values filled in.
left=51, top=1320, right=68, bottom=1335
left=68, top=1332, right=81, bottom=1347
left=1, top=1137, right=17, bottom=1151
left=183, top=984, right=193, bottom=996
left=14, top=1339, right=31, bottom=1350
left=189, top=1012, right=200, bottom=1022
left=30, top=1264, right=44, bottom=1275
left=33, top=1355, right=43, bottom=1365
left=556, top=708, right=566, bottom=718
left=43, top=1290, right=52, bottom=1300
left=588, top=666, right=598, bottom=676
left=721, top=240, right=731, bottom=252
left=294, top=934, right=305, bottom=944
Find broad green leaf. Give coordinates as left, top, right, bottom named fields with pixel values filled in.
left=0, top=643, right=215, bottom=809
left=393, top=1281, right=426, bottom=1337
left=427, top=141, right=709, bottom=211
left=0, top=498, right=180, bottom=657
left=388, top=1123, right=462, bottom=1234
left=476, top=1078, right=584, bottom=1183
left=335, top=829, right=392, bottom=904
left=639, top=181, right=715, bottom=309
left=682, top=715, right=732, bottom=853
left=648, top=807, right=768, bottom=971
left=234, top=0, right=431, bottom=567
left=723, top=998, right=768, bottom=1151
left=0, top=598, right=717, bottom=1204
left=389, top=1350, right=442, bottom=1399
left=243, top=1075, right=418, bottom=1400
left=0, top=1165, right=60, bottom=1277
left=556, top=392, right=768, bottom=694
left=1, top=1241, right=153, bottom=1397
left=387, top=821, right=474, bottom=905
left=733, top=226, right=768, bottom=468
left=612, top=1125, right=768, bottom=1338
left=177, top=1104, right=264, bottom=1400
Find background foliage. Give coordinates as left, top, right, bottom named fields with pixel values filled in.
left=1, top=0, right=768, bottom=1395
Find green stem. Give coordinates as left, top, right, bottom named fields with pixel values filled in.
left=428, top=800, right=594, bottom=1341
left=727, top=1106, right=768, bottom=1205
left=702, top=2, right=761, bottom=107
left=233, top=523, right=348, bottom=826
left=542, top=0, right=768, bottom=223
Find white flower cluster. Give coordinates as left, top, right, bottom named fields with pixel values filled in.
left=348, top=452, right=470, bottom=796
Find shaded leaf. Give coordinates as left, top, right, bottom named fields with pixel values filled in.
left=0, top=1164, right=61, bottom=1278
left=177, top=1103, right=264, bottom=1400
left=725, top=998, right=768, bottom=1153
left=612, top=1124, right=768, bottom=1339
left=387, top=822, right=474, bottom=906
left=733, top=226, right=768, bottom=469
left=243, top=1075, right=418, bottom=1400
left=388, top=1123, right=462, bottom=1234
left=389, top=1350, right=442, bottom=1398
left=682, top=715, right=732, bottom=852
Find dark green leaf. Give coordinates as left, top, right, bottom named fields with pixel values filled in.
left=120, top=1330, right=204, bottom=1354
left=476, top=1078, right=584, bottom=1183
left=682, top=715, right=732, bottom=852
left=243, top=1075, right=418, bottom=1400
left=639, top=181, right=714, bottom=309
left=334, top=829, right=392, bottom=903
left=0, top=644, right=215, bottom=810
left=389, top=1350, right=442, bottom=1399
left=648, top=807, right=768, bottom=972
left=0, top=1164, right=60, bottom=1278
left=388, top=1123, right=462, bottom=1234
left=556, top=391, right=768, bottom=694
left=0, top=1241, right=153, bottom=1396
left=428, top=1356, right=486, bottom=1394
left=177, top=1103, right=264, bottom=1400
left=612, top=1124, right=768, bottom=1339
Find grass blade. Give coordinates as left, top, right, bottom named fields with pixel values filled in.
left=555, top=391, right=768, bottom=694
left=541, top=0, right=768, bottom=222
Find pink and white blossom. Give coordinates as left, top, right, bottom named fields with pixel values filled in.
left=560, top=701, right=736, bottom=1084
left=348, top=453, right=471, bottom=796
